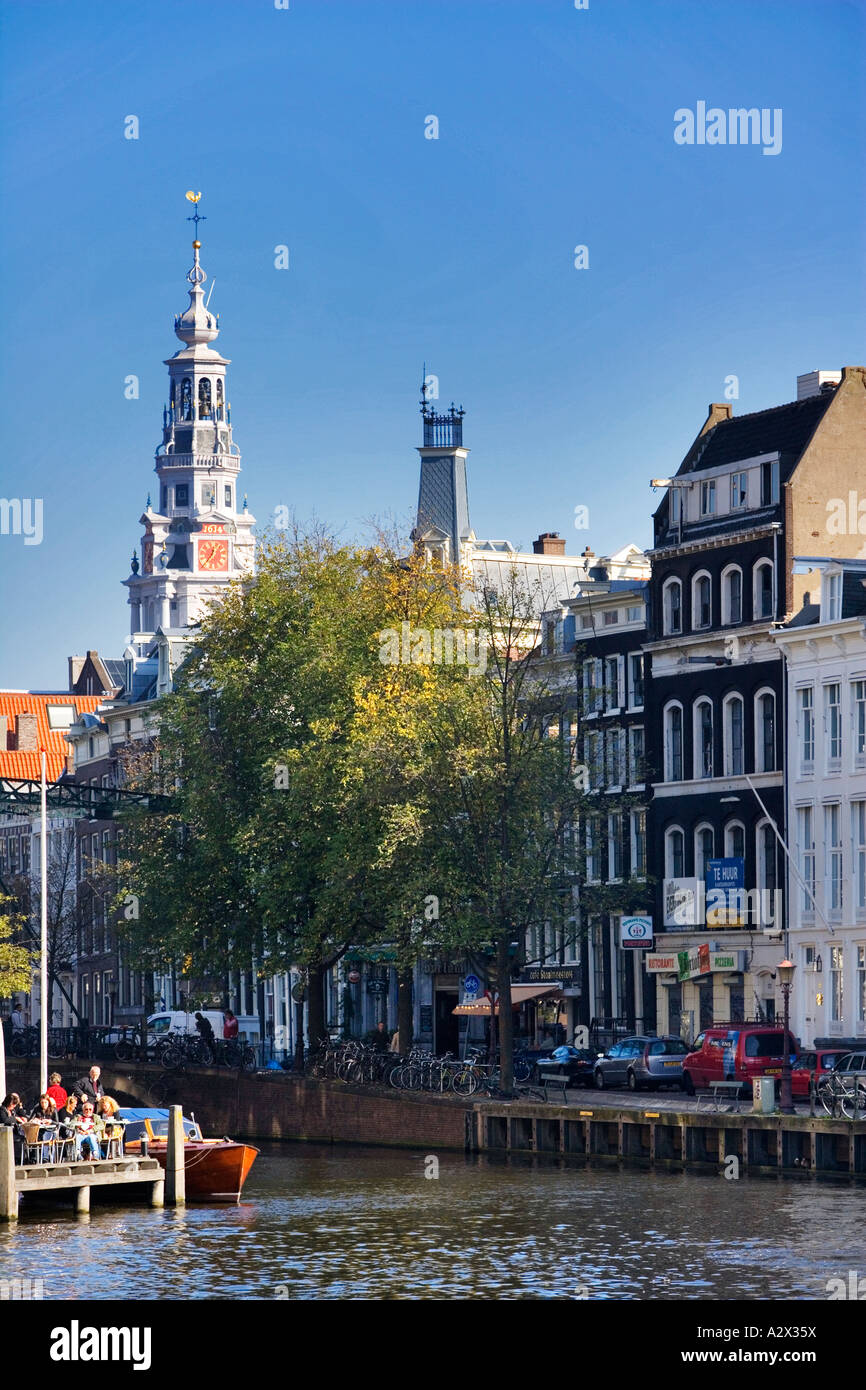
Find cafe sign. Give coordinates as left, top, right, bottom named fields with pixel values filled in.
left=674, top=948, right=746, bottom=982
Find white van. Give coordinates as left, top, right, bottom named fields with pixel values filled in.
left=147, top=1010, right=260, bottom=1043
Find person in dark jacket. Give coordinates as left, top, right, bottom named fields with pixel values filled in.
left=195, top=1013, right=216, bottom=1056
left=57, top=1093, right=80, bottom=1135
left=73, top=1066, right=104, bottom=1104
left=1, top=1093, right=26, bottom=1163
left=29, top=1093, right=58, bottom=1162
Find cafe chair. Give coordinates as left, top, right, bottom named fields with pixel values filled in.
left=24, top=1122, right=54, bottom=1164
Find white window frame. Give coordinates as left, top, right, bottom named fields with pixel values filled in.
left=627, top=725, right=645, bottom=787
left=606, top=727, right=626, bottom=790
left=700, top=479, right=716, bottom=517
left=754, top=687, right=776, bottom=773
left=823, top=569, right=843, bottom=623
left=730, top=471, right=748, bottom=509
left=693, top=697, right=714, bottom=779
left=852, top=680, right=866, bottom=771
left=824, top=802, right=843, bottom=915
left=723, top=693, right=745, bottom=776
left=663, top=578, right=682, bottom=636
left=665, top=825, right=685, bottom=879
left=756, top=819, right=778, bottom=924
left=604, top=655, right=623, bottom=712
left=691, top=570, right=712, bottom=630
left=721, top=563, right=743, bottom=626
left=753, top=560, right=774, bottom=621
left=627, top=652, right=644, bottom=710
left=607, top=813, right=624, bottom=882
left=852, top=801, right=866, bottom=915
left=630, top=808, right=646, bottom=880
left=724, top=819, right=745, bottom=861
left=798, top=805, right=816, bottom=915
left=664, top=700, right=684, bottom=783
left=798, top=686, right=815, bottom=774
left=694, top=823, right=715, bottom=882
left=824, top=682, right=842, bottom=772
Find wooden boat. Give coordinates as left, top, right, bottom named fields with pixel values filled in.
left=117, top=1108, right=258, bottom=1202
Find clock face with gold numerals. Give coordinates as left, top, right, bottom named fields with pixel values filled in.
left=198, top=539, right=229, bottom=572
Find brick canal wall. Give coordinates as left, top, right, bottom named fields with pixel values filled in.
left=6, top=1061, right=470, bottom=1151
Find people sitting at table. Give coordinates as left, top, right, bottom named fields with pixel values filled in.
left=1, top=1093, right=26, bottom=1164
left=97, top=1096, right=124, bottom=1156
left=75, top=1100, right=104, bottom=1160
left=29, top=1092, right=58, bottom=1162
left=57, top=1093, right=79, bottom=1135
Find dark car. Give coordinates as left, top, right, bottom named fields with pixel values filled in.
left=593, top=1035, right=687, bottom=1090
left=534, top=1046, right=596, bottom=1086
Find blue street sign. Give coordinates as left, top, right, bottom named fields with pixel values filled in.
left=706, top=858, right=745, bottom=926
left=463, top=974, right=481, bottom=995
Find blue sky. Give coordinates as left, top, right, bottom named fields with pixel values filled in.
left=1, top=0, right=864, bottom=688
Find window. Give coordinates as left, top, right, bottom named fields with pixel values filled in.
left=730, top=472, right=748, bottom=509
left=198, top=377, right=212, bottom=418
left=175, top=483, right=189, bottom=507
left=798, top=687, right=814, bottom=771
left=628, top=653, right=644, bottom=708
left=606, top=728, right=626, bottom=788
left=853, top=803, right=866, bottom=913
left=669, top=488, right=683, bottom=528
left=664, top=703, right=683, bottom=782
left=627, top=725, right=645, bottom=785
left=605, top=656, right=621, bottom=710
left=824, top=683, right=842, bottom=769
left=824, top=570, right=842, bottom=622
left=181, top=377, right=192, bottom=420
left=853, top=681, right=866, bottom=768
left=46, top=704, right=75, bottom=730
left=692, top=572, right=711, bottom=629
left=694, top=824, right=714, bottom=882
left=582, top=659, right=602, bottom=715
left=216, top=378, right=224, bottom=418
left=758, top=822, right=778, bottom=922
left=724, top=694, right=744, bottom=775
left=224, top=485, right=232, bottom=509
left=626, top=605, right=642, bottom=623
left=724, top=821, right=745, bottom=860
left=630, top=809, right=646, bottom=878
left=722, top=566, right=742, bottom=625
left=701, top=480, right=716, bottom=516
left=693, top=699, right=714, bottom=778
left=586, top=818, right=602, bottom=882
left=825, top=804, right=843, bottom=913
left=755, top=690, right=776, bottom=772
left=760, top=459, right=780, bottom=506
left=201, top=481, right=216, bottom=508
left=585, top=731, right=603, bottom=790
left=857, top=946, right=866, bottom=1028
left=754, top=561, right=774, bottom=620
left=663, top=579, right=682, bottom=635
left=608, top=814, right=625, bottom=880
left=603, top=610, right=619, bottom=627
left=580, top=614, right=594, bottom=630
left=830, top=945, right=844, bottom=1023
left=665, top=827, right=685, bottom=878
left=798, top=806, right=816, bottom=913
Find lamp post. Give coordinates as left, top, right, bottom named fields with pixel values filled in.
left=778, top=958, right=795, bottom=1114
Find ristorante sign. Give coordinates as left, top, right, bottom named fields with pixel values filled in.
left=646, top=950, right=745, bottom=979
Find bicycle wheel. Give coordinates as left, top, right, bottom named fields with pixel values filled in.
left=840, top=1079, right=866, bottom=1120
left=114, top=1041, right=134, bottom=1062
left=513, top=1058, right=532, bottom=1083
left=160, top=1045, right=182, bottom=1071
left=9, top=1034, right=27, bottom=1058
left=452, top=1068, right=479, bottom=1097
left=817, top=1077, right=836, bottom=1116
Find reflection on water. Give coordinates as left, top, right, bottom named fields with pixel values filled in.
left=1, top=1143, right=864, bottom=1300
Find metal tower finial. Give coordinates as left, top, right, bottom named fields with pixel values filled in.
left=185, top=191, right=207, bottom=285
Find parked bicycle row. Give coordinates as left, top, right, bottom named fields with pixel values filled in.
left=306, top=1039, right=539, bottom=1097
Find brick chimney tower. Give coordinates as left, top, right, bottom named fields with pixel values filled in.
left=533, top=532, right=566, bottom=556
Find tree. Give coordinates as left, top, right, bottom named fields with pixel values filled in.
left=0, top=896, right=34, bottom=1098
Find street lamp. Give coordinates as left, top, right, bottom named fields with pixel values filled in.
left=777, top=958, right=795, bottom=1114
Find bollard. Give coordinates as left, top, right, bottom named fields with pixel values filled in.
left=165, top=1104, right=185, bottom=1206
left=0, top=1127, right=18, bottom=1222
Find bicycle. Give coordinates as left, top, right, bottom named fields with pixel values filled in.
left=160, top=1032, right=214, bottom=1070
left=818, top=1071, right=866, bottom=1120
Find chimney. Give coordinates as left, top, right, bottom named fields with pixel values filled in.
left=797, top=370, right=841, bottom=400
left=0, top=714, right=7, bottom=748
left=16, top=712, right=39, bottom=751
left=68, top=655, right=86, bottom=691
left=533, top=532, right=566, bottom=556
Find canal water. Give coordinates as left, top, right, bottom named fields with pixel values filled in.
left=2, top=1142, right=864, bottom=1300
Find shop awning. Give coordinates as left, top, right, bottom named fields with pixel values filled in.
left=453, top=985, right=563, bottom=1016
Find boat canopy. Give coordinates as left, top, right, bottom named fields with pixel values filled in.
left=117, top=1108, right=199, bottom=1141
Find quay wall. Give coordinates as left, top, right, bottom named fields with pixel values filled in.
left=5, top=1061, right=470, bottom=1151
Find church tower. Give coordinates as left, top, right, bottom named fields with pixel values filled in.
left=412, top=378, right=470, bottom=565
left=124, top=201, right=255, bottom=646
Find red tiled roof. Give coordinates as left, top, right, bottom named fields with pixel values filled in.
left=0, top=692, right=104, bottom=783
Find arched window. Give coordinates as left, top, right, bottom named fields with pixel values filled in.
left=755, top=688, right=776, bottom=772
left=663, top=578, right=682, bottom=635
left=723, top=694, right=744, bottom=775
left=753, top=560, right=774, bottom=620
left=216, top=378, right=224, bottom=420
left=198, top=378, right=212, bottom=419
left=724, top=821, right=745, bottom=860
left=694, top=824, right=715, bottom=881
left=664, top=701, right=684, bottom=782
left=181, top=378, right=192, bottom=421
left=665, top=826, right=685, bottom=879
left=721, top=564, right=742, bottom=625
left=692, top=571, right=712, bottom=630
left=693, top=698, right=714, bottom=778
left=756, top=820, right=778, bottom=924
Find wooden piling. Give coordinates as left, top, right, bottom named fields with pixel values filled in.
left=74, top=1184, right=90, bottom=1215
left=0, top=1128, right=18, bottom=1221
left=165, top=1104, right=185, bottom=1206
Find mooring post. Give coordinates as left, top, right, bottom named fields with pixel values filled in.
left=0, top=1127, right=18, bottom=1221
left=74, top=1183, right=90, bottom=1215
left=165, top=1104, right=185, bottom=1206
left=150, top=1177, right=165, bottom=1208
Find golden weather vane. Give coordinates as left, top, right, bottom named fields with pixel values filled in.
left=184, top=190, right=206, bottom=237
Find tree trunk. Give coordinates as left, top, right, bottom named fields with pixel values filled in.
left=397, top=967, right=414, bottom=1054
left=307, top=963, right=326, bottom=1050
left=497, top=934, right=513, bottom=1094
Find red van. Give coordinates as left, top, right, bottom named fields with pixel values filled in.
left=682, top=1025, right=798, bottom=1094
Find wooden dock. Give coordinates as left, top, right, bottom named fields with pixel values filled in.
left=468, top=1100, right=866, bottom=1177
left=1, top=1106, right=186, bottom=1220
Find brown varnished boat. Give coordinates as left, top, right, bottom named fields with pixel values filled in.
left=118, top=1109, right=259, bottom=1202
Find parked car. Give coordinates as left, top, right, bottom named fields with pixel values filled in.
left=593, top=1036, right=687, bottom=1090
left=535, top=1045, right=596, bottom=1086
left=791, top=1047, right=849, bottom=1099
left=682, top=1025, right=798, bottom=1095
